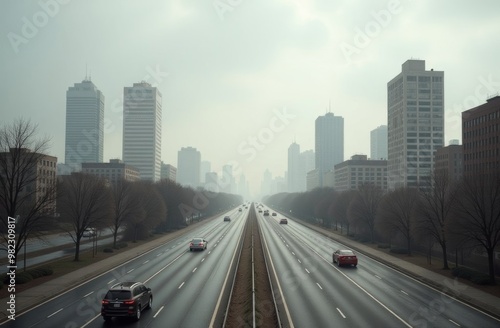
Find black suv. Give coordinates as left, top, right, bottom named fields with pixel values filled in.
left=101, top=281, right=153, bottom=321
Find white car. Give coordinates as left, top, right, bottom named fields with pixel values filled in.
left=83, top=228, right=96, bottom=237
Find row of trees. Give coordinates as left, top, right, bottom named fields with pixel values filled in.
left=264, top=171, right=500, bottom=284
left=0, top=119, right=243, bottom=264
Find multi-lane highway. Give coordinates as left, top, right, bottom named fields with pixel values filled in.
left=2, top=203, right=499, bottom=328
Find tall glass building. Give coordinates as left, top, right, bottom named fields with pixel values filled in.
left=315, top=112, right=344, bottom=186
left=387, top=60, right=444, bottom=189
left=65, top=79, right=104, bottom=172
left=123, top=82, right=162, bottom=181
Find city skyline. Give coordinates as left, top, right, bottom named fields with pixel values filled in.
left=2, top=1, right=500, bottom=196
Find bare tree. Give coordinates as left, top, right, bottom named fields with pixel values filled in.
left=414, top=171, right=458, bottom=269
left=348, top=184, right=384, bottom=242
left=109, top=180, right=142, bottom=248
left=453, top=173, right=500, bottom=283
left=330, top=190, right=356, bottom=234
left=58, top=173, right=112, bottom=261
left=125, top=182, right=166, bottom=242
left=0, top=118, right=55, bottom=266
left=377, top=187, right=420, bottom=255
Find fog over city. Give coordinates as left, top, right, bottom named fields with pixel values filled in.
left=1, top=0, right=500, bottom=197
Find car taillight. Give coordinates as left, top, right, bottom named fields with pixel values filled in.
left=190, top=243, right=193, bottom=246
left=102, top=300, right=109, bottom=305
left=199, top=243, right=203, bottom=246
left=123, top=300, right=135, bottom=305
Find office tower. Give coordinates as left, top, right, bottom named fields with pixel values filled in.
left=177, top=147, right=201, bottom=188
left=160, top=162, right=177, bottom=182
left=387, top=59, right=444, bottom=189
left=222, top=164, right=235, bottom=193
left=462, top=95, right=500, bottom=175
left=123, top=82, right=162, bottom=181
left=200, top=161, right=211, bottom=184
left=315, top=112, right=344, bottom=186
left=370, top=125, right=388, bottom=160
left=287, top=142, right=301, bottom=192
left=65, top=78, right=104, bottom=172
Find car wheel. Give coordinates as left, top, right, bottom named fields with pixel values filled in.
left=147, top=297, right=152, bottom=309
left=337, top=260, right=341, bottom=267
left=103, top=316, right=111, bottom=322
left=190, top=248, right=192, bottom=252
left=135, top=305, right=141, bottom=321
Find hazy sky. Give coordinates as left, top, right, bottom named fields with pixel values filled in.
left=1, top=0, right=500, bottom=197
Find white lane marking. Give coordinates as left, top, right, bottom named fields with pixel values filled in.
left=208, top=251, right=212, bottom=254
left=143, top=260, right=149, bottom=264
left=193, top=267, right=197, bottom=273
left=337, top=308, right=346, bottom=319
left=179, top=282, right=185, bottom=289
left=154, top=305, right=164, bottom=318
left=297, top=259, right=302, bottom=264
left=316, top=283, right=323, bottom=290
left=400, top=290, right=408, bottom=296
left=156, top=253, right=162, bottom=257
left=83, top=291, right=94, bottom=298
left=449, top=319, right=461, bottom=326
left=305, top=268, right=310, bottom=274
left=127, top=268, right=134, bottom=273
left=292, top=252, right=296, bottom=256
left=374, top=275, right=382, bottom=279
left=201, top=258, right=205, bottom=262
left=108, top=279, right=116, bottom=284
left=47, top=308, right=63, bottom=318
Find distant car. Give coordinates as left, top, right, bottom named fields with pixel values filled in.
left=189, top=237, right=208, bottom=251
left=224, top=216, right=231, bottom=222
left=332, top=249, right=358, bottom=267
left=279, top=218, right=288, bottom=224
left=83, top=228, right=96, bottom=237
left=263, top=211, right=269, bottom=216
left=101, top=281, right=152, bottom=321
left=238, top=208, right=242, bottom=212
left=258, top=210, right=263, bottom=213
left=272, top=212, right=277, bottom=216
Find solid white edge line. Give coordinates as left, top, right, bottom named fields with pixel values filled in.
left=208, top=215, right=247, bottom=328
left=260, top=218, right=295, bottom=328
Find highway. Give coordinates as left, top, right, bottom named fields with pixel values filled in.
left=1, top=203, right=500, bottom=327
left=257, top=206, right=500, bottom=328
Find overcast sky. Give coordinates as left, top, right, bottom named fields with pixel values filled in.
left=1, top=0, right=500, bottom=197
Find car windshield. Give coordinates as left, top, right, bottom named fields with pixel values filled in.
left=105, top=290, right=131, bottom=300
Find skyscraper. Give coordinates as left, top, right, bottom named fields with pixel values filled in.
left=387, top=59, right=444, bottom=189
left=123, top=82, right=162, bottom=181
left=65, top=79, right=104, bottom=172
left=370, top=125, right=388, bottom=160
left=315, top=112, right=344, bottom=186
left=177, top=147, right=201, bottom=188
left=287, top=142, right=301, bottom=192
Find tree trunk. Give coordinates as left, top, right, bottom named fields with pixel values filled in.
left=487, top=248, right=496, bottom=284
left=74, top=239, right=80, bottom=261
left=441, top=243, right=449, bottom=270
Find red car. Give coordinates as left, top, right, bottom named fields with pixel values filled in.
left=332, top=249, right=358, bottom=267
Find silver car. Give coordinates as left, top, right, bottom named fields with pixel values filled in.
left=189, top=238, right=207, bottom=251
